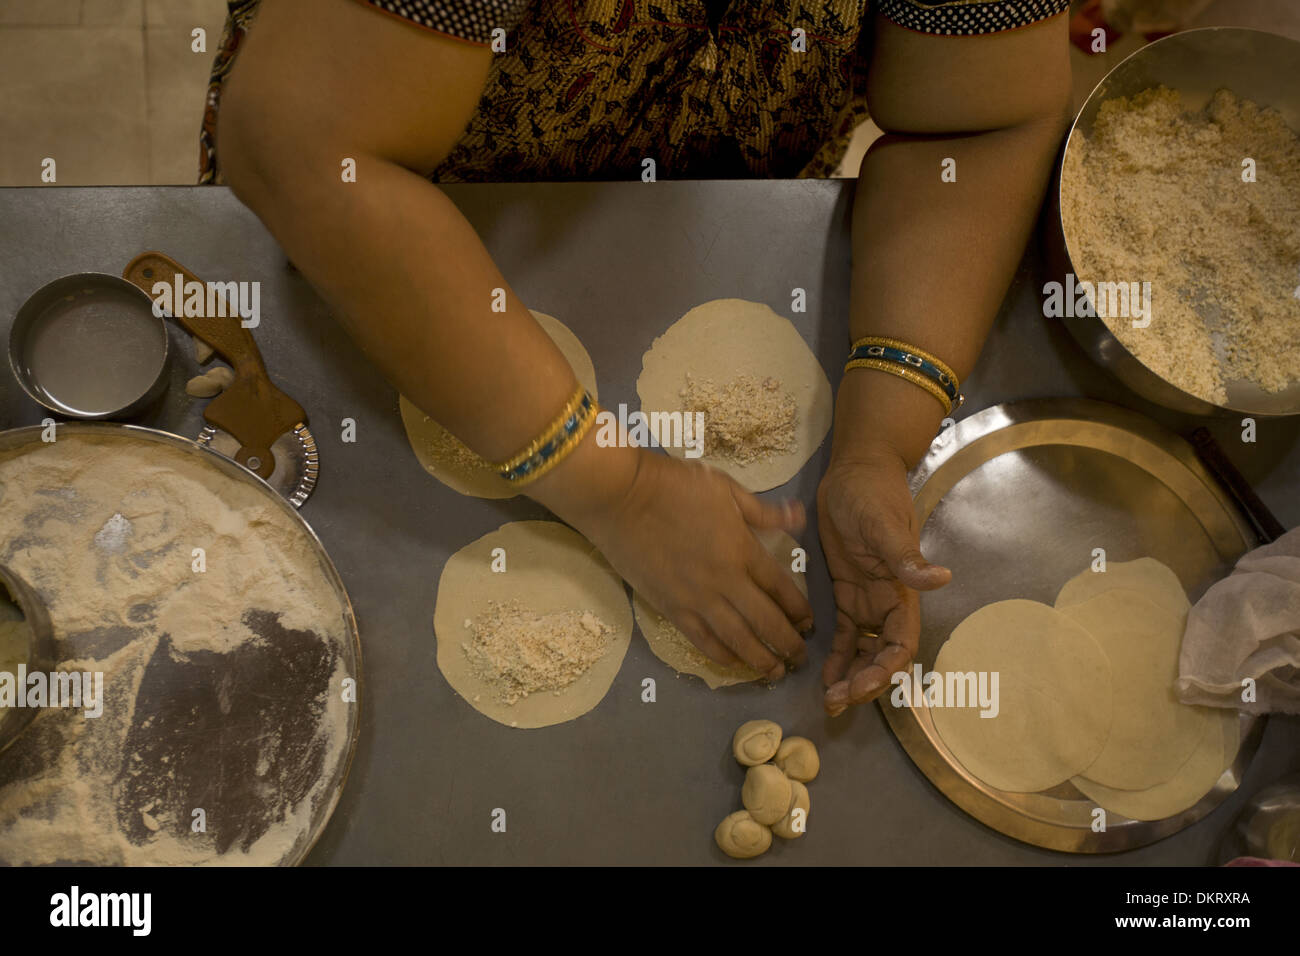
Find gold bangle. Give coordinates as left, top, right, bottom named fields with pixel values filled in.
left=849, top=335, right=960, bottom=386
left=493, top=385, right=599, bottom=485
left=844, top=358, right=954, bottom=415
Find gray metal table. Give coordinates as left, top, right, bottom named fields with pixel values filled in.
left=1, top=182, right=1296, bottom=865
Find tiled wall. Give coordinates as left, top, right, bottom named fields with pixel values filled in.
left=0, top=0, right=228, bottom=185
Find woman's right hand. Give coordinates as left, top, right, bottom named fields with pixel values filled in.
left=548, top=445, right=814, bottom=681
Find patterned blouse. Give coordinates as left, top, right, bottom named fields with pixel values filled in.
left=198, top=0, right=1068, bottom=185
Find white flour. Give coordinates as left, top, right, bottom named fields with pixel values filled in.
left=0, top=433, right=354, bottom=865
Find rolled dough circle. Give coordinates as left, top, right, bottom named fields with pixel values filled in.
left=1071, top=705, right=1237, bottom=821
left=1055, top=557, right=1190, bottom=618
left=1059, top=589, right=1207, bottom=789
left=632, top=529, right=808, bottom=688
left=635, top=299, right=832, bottom=492
left=930, top=599, right=1112, bottom=794
left=400, top=311, right=599, bottom=499
left=433, top=520, right=632, bottom=728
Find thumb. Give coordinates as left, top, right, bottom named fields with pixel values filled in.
left=869, top=512, right=951, bottom=591
left=734, top=487, right=805, bottom=533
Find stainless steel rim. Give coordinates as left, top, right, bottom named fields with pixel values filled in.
left=7, top=273, right=171, bottom=420
left=1054, top=27, right=1300, bottom=418
left=0, top=421, right=361, bottom=865
left=884, top=398, right=1262, bottom=853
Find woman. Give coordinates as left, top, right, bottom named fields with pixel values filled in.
left=204, top=0, right=1073, bottom=715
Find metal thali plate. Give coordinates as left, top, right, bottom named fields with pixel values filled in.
left=882, top=398, right=1263, bottom=853
left=0, top=422, right=360, bottom=865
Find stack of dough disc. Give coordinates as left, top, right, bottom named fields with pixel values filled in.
left=929, top=558, right=1240, bottom=821
left=1056, top=559, right=1240, bottom=821
left=930, top=600, right=1113, bottom=793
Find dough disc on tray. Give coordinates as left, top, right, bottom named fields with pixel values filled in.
left=929, top=599, right=1112, bottom=794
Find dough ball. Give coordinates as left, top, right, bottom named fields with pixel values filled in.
left=772, top=779, right=811, bottom=840
left=774, top=736, right=819, bottom=782
left=714, top=810, right=772, bottom=859
left=400, top=311, right=598, bottom=499
left=636, top=299, right=832, bottom=492
left=185, top=366, right=234, bottom=398
left=742, top=763, right=792, bottom=826
left=193, top=336, right=215, bottom=365
left=732, top=719, right=782, bottom=766
left=185, top=372, right=220, bottom=398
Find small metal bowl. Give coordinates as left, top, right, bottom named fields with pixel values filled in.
left=1048, top=27, right=1300, bottom=418
left=0, top=563, right=57, bottom=754
left=8, top=272, right=170, bottom=420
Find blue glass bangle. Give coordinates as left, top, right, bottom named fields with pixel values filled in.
left=846, top=342, right=961, bottom=408
left=497, top=389, right=597, bottom=484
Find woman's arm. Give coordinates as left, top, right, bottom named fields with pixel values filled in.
left=820, top=13, right=1073, bottom=714
left=219, top=0, right=812, bottom=677
left=840, top=13, right=1074, bottom=467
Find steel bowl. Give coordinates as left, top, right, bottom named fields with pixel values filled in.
left=1047, top=27, right=1300, bottom=418
left=0, top=563, right=57, bottom=754
left=8, top=272, right=171, bottom=420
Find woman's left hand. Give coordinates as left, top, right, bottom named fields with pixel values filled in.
left=817, top=447, right=952, bottom=716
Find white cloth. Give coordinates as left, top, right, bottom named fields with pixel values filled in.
left=1177, top=527, right=1300, bottom=716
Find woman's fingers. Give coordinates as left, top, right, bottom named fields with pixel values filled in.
left=880, top=583, right=920, bottom=663
left=702, top=600, right=785, bottom=682
left=748, top=539, right=813, bottom=629
left=861, top=508, right=952, bottom=592
left=826, top=647, right=908, bottom=711
left=824, top=594, right=920, bottom=715
left=823, top=609, right=859, bottom=689
left=831, top=578, right=876, bottom=629
left=733, top=485, right=806, bottom=533
left=675, top=610, right=744, bottom=668
left=729, top=584, right=807, bottom=670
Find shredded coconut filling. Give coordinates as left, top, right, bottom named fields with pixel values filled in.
left=463, top=599, right=612, bottom=704
left=680, top=373, right=797, bottom=464
left=1063, top=86, right=1300, bottom=405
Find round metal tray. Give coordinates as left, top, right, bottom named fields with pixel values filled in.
left=882, top=398, right=1263, bottom=853
left=0, top=422, right=361, bottom=865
